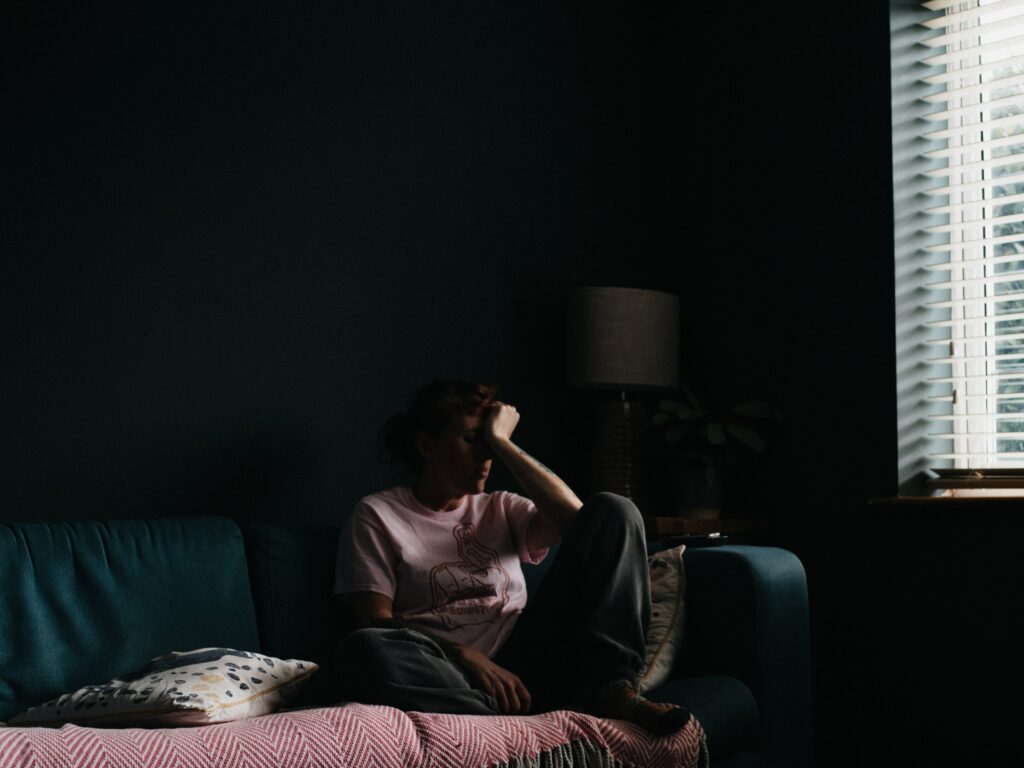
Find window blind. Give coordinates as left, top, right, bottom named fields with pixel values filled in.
left=919, top=0, right=1024, bottom=467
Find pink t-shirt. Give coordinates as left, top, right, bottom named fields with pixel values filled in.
left=334, top=486, right=549, bottom=658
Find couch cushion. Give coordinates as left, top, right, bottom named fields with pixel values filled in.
left=648, top=674, right=758, bottom=760
left=240, top=522, right=350, bottom=705
left=0, top=516, right=260, bottom=721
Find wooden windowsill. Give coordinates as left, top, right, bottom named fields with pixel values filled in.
left=868, top=494, right=1024, bottom=513
left=931, top=488, right=1024, bottom=497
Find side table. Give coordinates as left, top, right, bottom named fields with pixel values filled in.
left=644, top=516, right=767, bottom=545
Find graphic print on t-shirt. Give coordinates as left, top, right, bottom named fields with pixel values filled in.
left=429, top=522, right=511, bottom=629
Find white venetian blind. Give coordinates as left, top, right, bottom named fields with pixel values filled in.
left=921, top=0, right=1024, bottom=467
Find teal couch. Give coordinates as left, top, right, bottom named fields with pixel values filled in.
left=0, top=515, right=812, bottom=767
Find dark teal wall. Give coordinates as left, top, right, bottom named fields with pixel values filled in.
left=2, top=2, right=683, bottom=524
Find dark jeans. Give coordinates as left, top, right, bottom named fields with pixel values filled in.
left=332, top=492, right=651, bottom=715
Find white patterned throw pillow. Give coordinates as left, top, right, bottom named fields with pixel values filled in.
left=9, top=648, right=317, bottom=727
left=636, top=543, right=687, bottom=695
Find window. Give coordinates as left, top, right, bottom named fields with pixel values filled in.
left=893, top=0, right=1024, bottom=486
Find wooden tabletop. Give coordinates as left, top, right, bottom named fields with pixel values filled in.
left=644, top=517, right=766, bottom=536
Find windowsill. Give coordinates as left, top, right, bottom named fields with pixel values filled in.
left=931, top=488, right=1024, bottom=498
left=870, top=493, right=1024, bottom=507
left=881, top=470, right=1024, bottom=503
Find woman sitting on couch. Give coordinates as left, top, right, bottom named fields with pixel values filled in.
left=332, top=378, right=689, bottom=734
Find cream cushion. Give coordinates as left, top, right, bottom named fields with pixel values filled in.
left=636, top=543, right=687, bottom=695
left=9, top=648, right=317, bottom=727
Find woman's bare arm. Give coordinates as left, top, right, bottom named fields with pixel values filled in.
left=483, top=402, right=583, bottom=551
left=349, top=591, right=395, bottom=628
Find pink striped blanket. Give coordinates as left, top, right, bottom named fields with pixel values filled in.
left=0, top=703, right=708, bottom=768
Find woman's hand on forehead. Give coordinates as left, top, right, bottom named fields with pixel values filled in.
left=483, top=401, right=520, bottom=444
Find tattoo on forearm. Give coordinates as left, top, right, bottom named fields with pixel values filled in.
left=518, top=447, right=554, bottom=474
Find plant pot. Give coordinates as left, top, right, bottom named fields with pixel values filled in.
left=672, top=463, right=724, bottom=519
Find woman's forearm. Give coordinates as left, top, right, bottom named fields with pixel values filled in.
left=488, top=436, right=582, bottom=534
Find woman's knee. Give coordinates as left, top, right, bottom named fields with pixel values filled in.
left=581, top=492, right=645, bottom=534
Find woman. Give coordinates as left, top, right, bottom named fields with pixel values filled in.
left=333, top=379, right=689, bottom=734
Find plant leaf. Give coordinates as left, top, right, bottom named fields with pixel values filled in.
left=707, top=422, right=726, bottom=445
left=727, top=423, right=765, bottom=452
left=653, top=411, right=671, bottom=426
left=674, top=405, right=703, bottom=420
left=732, top=400, right=783, bottom=420
left=660, top=400, right=703, bottom=419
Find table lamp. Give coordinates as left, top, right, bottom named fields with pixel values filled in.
left=566, top=286, right=680, bottom=501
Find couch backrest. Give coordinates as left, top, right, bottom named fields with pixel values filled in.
left=0, top=516, right=261, bottom=721
left=239, top=522, right=350, bottom=705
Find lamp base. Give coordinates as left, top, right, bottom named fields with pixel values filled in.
left=589, top=396, right=649, bottom=505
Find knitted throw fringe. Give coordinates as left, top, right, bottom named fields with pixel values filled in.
left=493, top=736, right=711, bottom=768
left=495, top=739, right=624, bottom=768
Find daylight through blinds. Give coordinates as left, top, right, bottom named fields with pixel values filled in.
left=922, top=0, right=1024, bottom=465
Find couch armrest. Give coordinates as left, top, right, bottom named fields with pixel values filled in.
left=674, top=545, right=812, bottom=768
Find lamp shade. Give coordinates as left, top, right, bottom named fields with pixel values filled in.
left=566, top=286, right=680, bottom=390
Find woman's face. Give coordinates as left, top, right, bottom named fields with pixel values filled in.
left=419, top=410, right=493, bottom=497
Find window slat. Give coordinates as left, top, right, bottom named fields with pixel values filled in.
left=923, top=51, right=1024, bottom=85
left=923, top=30, right=1024, bottom=67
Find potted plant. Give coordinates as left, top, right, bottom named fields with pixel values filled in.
left=644, top=388, right=782, bottom=519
